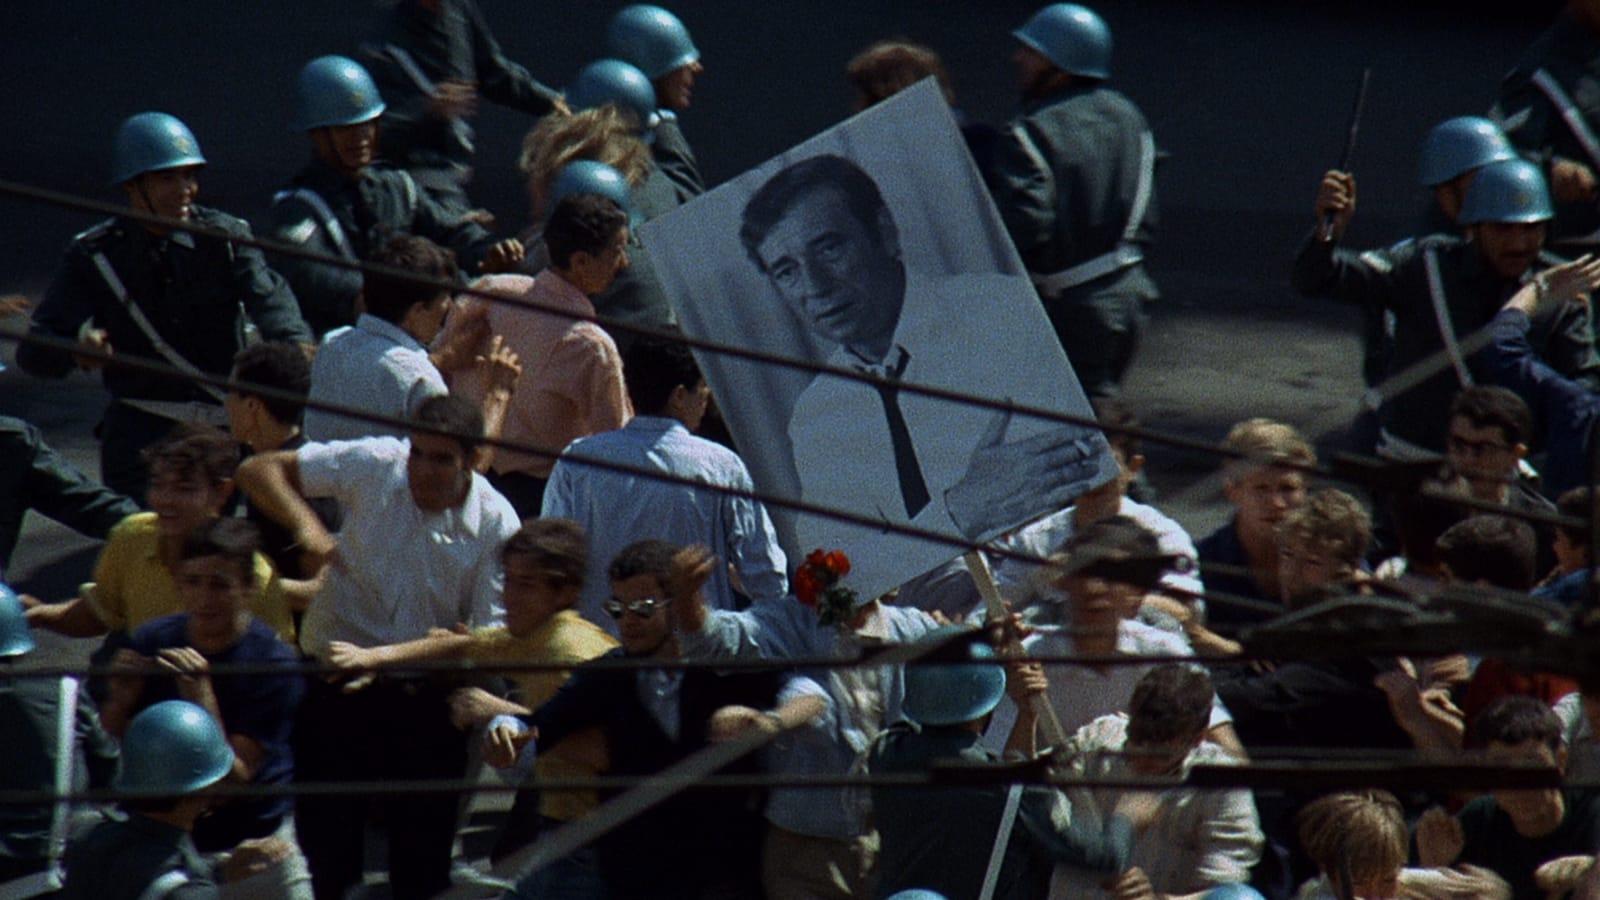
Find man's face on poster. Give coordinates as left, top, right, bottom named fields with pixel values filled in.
left=754, top=184, right=903, bottom=358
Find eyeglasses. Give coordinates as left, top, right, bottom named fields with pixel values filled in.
left=604, top=596, right=671, bottom=619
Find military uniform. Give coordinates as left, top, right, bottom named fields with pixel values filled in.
left=59, top=812, right=217, bottom=900
left=988, top=83, right=1160, bottom=399
left=1493, top=9, right=1600, bottom=248
left=18, top=208, right=311, bottom=498
left=264, top=158, right=495, bottom=337
left=1292, top=231, right=1600, bottom=454
left=0, top=415, right=139, bottom=575
left=651, top=113, right=705, bottom=203
left=363, top=0, right=563, bottom=216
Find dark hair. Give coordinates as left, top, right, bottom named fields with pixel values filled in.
left=845, top=39, right=955, bottom=108
left=178, top=518, right=261, bottom=583
left=362, top=235, right=458, bottom=324
left=738, top=155, right=893, bottom=272
left=1388, top=487, right=1468, bottom=571
left=1126, top=665, right=1213, bottom=747
left=622, top=335, right=702, bottom=416
left=608, top=539, right=677, bottom=584
left=1556, top=486, right=1595, bottom=548
left=1449, top=385, right=1533, bottom=447
left=230, top=342, right=311, bottom=424
left=1061, top=515, right=1164, bottom=591
left=411, top=394, right=485, bottom=455
left=1466, top=695, right=1563, bottom=752
left=1436, top=515, right=1537, bottom=590
left=502, top=518, right=588, bottom=590
left=1091, top=396, right=1140, bottom=460
left=544, top=194, right=629, bottom=270
left=142, top=424, right=239, bottom=485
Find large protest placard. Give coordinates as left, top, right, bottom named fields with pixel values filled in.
left=640, top=80, right=1116, bottom=599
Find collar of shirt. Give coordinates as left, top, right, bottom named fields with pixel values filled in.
left=624, top=415, right=688, bottom=438
left=530, top=269, right=598, bottom=317
left=636, top=667, right=684, bottom=741
left=355, top=313, right=427, bottom=353
left=849, top=344, right=910, bottom=378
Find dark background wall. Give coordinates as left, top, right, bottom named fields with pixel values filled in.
left=0, top=0, right=1565, bottom=305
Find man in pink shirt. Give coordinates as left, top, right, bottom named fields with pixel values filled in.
left=457, top=194, right=635, bottom=516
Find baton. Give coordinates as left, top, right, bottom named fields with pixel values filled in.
left=1321, top=67, right=1373, bottom=241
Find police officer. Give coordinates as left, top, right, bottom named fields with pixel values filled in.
left=607, top=4, right=707, bottom=200
left=265, top=55, right=524, bottom=338
left=987, top=3, right=1160, bottom=400
left=17, top=113, right=313, bottom=500
left=362, top=0, right=569, bottom=217
left=1293, top=158, right=1600, bottom=458
left=59, top=700, right=234, bottom=899
left=0, top=583, right=119, bottom=896
left=1492, top=0, right=1600, bottom=250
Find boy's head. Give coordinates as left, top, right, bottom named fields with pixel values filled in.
left=1436, top=515, right=1537, bottom=590
left=1052, top=516, right=1162, bottom=636
left=622, top=336, right=709, bottom=429
left=1124, top=664, right=1212, bottom=775
left=176, top=518, right=261, bottom=642
left=362, top=235, right=459, bottom=344
left=544, top=194, right=631, bottom=296
left=142, top=425, right=240, bottom=538
left=1296, top=790, right=1407, bottom=899
left=1074, top=398, right=1144, bottom=522
left=407, top=395, right=485, bottom=513
left=1219, top=418, right=1314, bottom=540
left=1445, top=386, right=1532, bottom=494
left=500, top=519, right=589, bottom=638
left=1554, top=486, right=1594, bottom=573
left=607, top=540, right=679, bottom=657
left=1277, top=488, right=1371, bottom=606
left=225, top=342, right=311, bottom=448
left=1467, top=696, right=1566, bottom=822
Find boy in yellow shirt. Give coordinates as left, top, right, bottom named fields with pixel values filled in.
left=328, top=518, right=616, bottom=868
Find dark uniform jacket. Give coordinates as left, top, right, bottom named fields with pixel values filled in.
left=366, top=0, right=562, bottom=174
left=988, top=84, right=1160, bottom=305
left=18, top=208, right=311, bottom=401
left=0, top=415, right=138, bottom=573
left=1494, top=10, right=1600, bottom=246
left=523, top=649, right=776, bottom=899
left=59, top=813, right=216, bottom=900
left=651, top=114, right=705, bottom=203
left=1292, top=232, right=1600, bottom=450
left=264, top=159, right=494, bottom=336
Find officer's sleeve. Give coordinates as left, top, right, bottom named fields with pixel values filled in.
left=1543, top=290, right=1600, bottom=390
left=412, top=184, right=496, bottom=273
left=1289, top=232, right=1408, bottom=313
left=17, top=245, right=99, bottom=378
left=466, top=0, right=561, bottom=115
left=263, top=199, right=363, bottom=338
left=16, top=419, right=140, bottom=541
left=76, top=685, right=121, bottom=788
left=222, top=220, right=312, bottom=345
left=652, top=117, right=706, bottom=201
left=987, top=119, right=1062, bottom=262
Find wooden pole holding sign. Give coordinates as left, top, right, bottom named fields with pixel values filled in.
left=964, top=550, right=1071, bottom=750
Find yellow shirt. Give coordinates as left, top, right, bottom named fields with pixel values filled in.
left=466, top=610, right=618, bottom=821
left=88, top=512, right=295, bottom=642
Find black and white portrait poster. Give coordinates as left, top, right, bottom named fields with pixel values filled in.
left=640, top=80, right=1116, bottom=600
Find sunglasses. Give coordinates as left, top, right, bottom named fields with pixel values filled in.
left=604, top=596, right=671, bottom=619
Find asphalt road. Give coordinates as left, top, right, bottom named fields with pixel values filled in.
left=0, top=0, right=1565, bottom=599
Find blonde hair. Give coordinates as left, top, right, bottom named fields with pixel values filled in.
left=1279, top=488, right=1371, bottom=570
left=1221, top=417, right=1315, bottom=483
left=518, top=107, right=653, bottom=215
left=1296, top=791, right=1407, bottom=889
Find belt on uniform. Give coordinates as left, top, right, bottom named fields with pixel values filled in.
left=1029, top=244, right=1145, bottom=297
left=118, top=399, right=229, bottom=427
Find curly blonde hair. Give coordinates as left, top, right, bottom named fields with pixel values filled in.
left=518, top=107, right=653, bottom=216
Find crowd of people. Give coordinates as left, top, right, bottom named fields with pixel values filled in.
left=7, top=1, right=1600, bottom=899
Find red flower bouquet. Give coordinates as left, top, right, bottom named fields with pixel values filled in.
left=794, top=548, right=858, bottom=627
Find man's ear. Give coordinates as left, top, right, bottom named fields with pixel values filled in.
left=471, top=446, right=491, bottom=472
left=1512, top=442, right=1529, bottom=462
left=875, top=206, right=902, bottom=260
left=1126, top=453, right=1147, bottom=477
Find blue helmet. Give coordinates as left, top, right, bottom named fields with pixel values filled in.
left=607, top=5, right=700, bottom=80
left=294, top=55, right=386, bottom=132
left=116, top=700, right=235, bottom=795
left=1418, top=116, right=1517, bottom=187
left=1201, top=886, right=1267, bottom=900
left=902, top=628, right=1007, bottom=727
left=0, top=583, right=35, bottom=658
left=548, top=160, right=635, bottom=219
left=109, top=112, right=207, bottom=186
left=567, top=59, right=661, bottom=131
left=884, top=891, right=949, bottom=900
left=1014, top=4, right=1112, bottom=81
left=1458, top=158, right=1554, bottom=225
